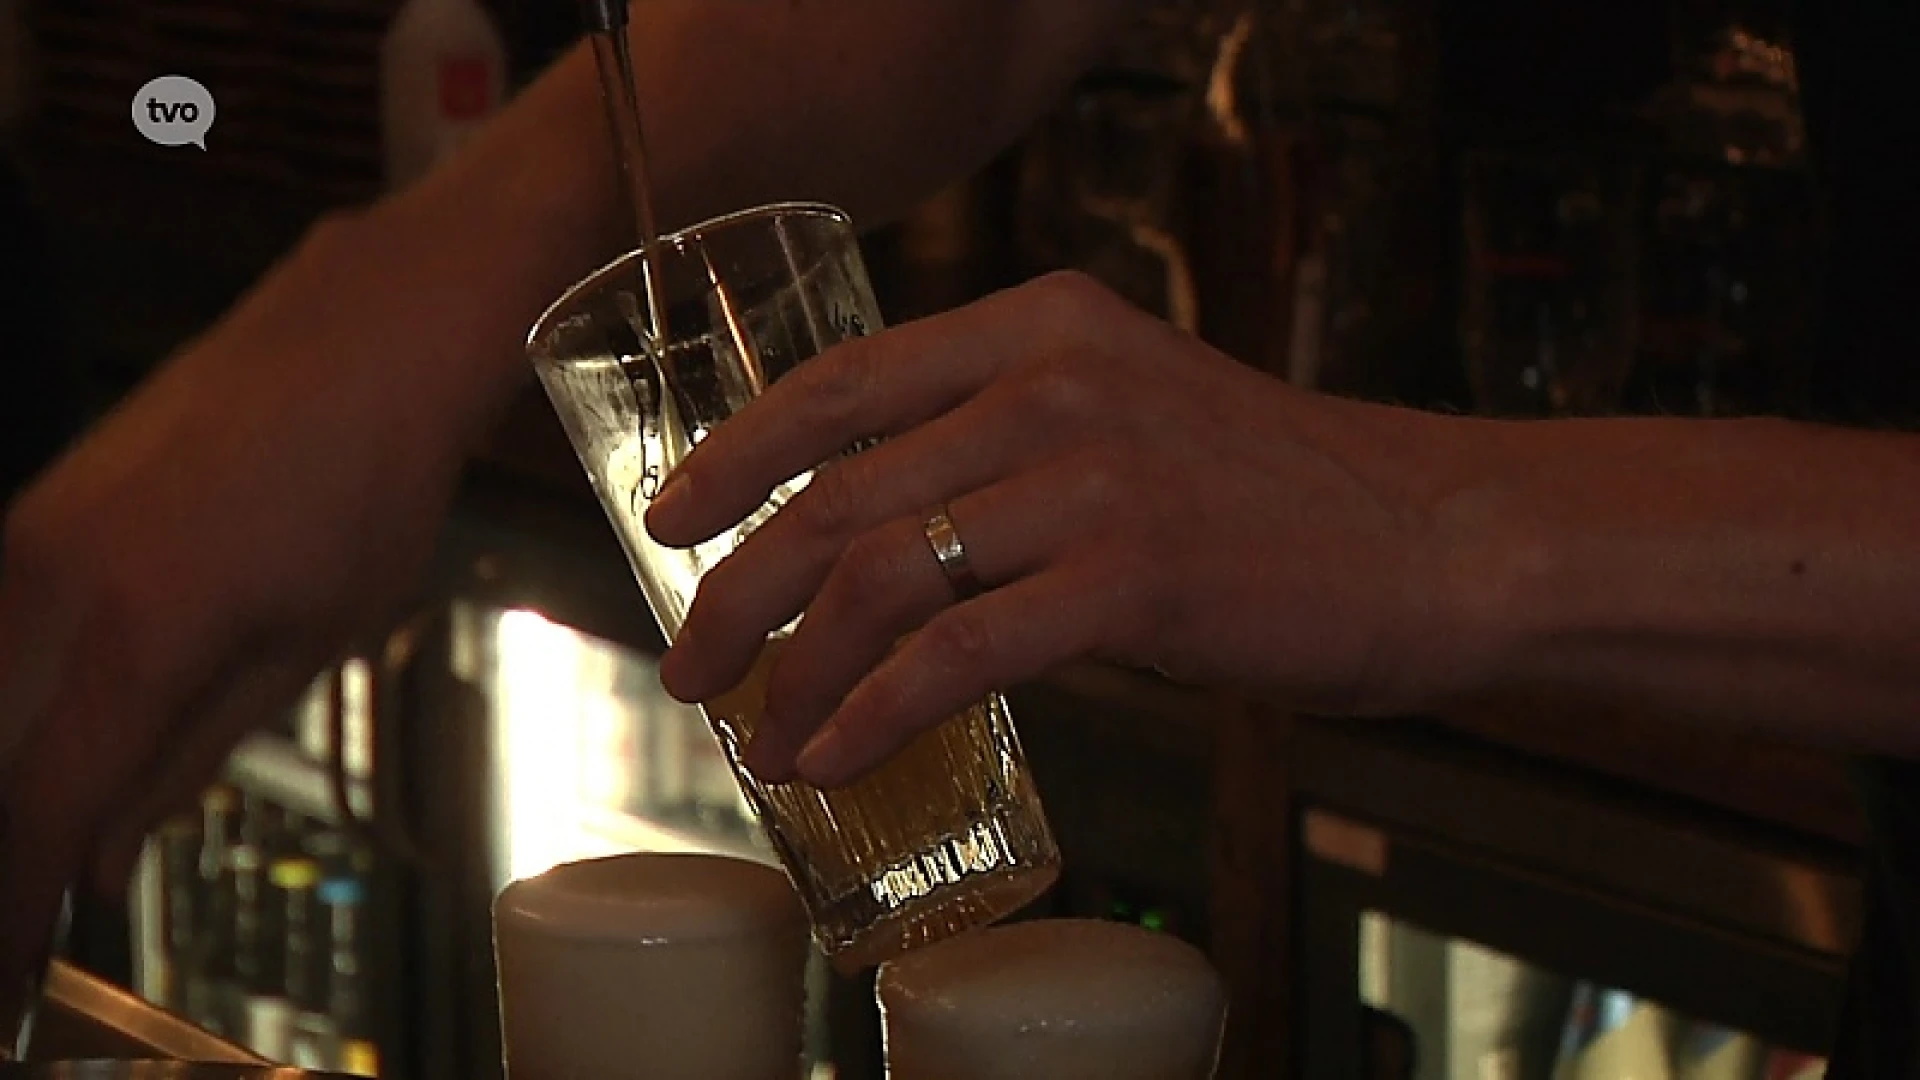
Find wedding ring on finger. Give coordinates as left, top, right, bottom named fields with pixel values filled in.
left=922, top=504, right=983, bottom=601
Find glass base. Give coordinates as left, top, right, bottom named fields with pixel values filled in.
left=807, top=803, right=1062, bottom=973
left=821, top=862, right=1061, bottom=975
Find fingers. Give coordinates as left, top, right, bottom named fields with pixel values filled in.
left=659, top=380, right=1064, bottom=706
left=735, top=452, right=1147, bottom=783
left=643, top=282, right=1053, bottom=549
left=794, top=562, right=1131, bottom=789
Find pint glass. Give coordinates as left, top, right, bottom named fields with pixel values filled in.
left=526, top=203, right=1060, bottom=971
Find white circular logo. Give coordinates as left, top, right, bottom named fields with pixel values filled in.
left=131, top=75, right=216, bottom=150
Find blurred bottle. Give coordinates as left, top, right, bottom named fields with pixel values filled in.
left=1015, top=1, right=1207, bottom=331
left=287, top=830, right=356, bottom=1069
left=152, top=814, right=203, bottom=1010
left=184, top=787, right=243, bottom=1038
left=1624, top=1, right=1813, bottom=419
left=1658, top=0, right=1801, bottom=169
left=1460, top=150, right=1643, bottom=417
left=233, top=795, right=293, bottom=1013
left=380, top=0, right=508, bottom=190
left=255, top=854, right=324, bottom=1067
left=1183, top=0, right=1441, bottom=400
left=240, top=808, right=310, bottom=1060
left=321, top=873, right=379, bottom=1076
left=1552, top=982, right=1674, bottom=1080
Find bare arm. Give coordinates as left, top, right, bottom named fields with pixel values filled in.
left=366, top=0, right=1143, bottom=448
left=1430, top=415, right=1920, bottom=754
left=628, top=276, right=1920, bottom=784
left=0, top=1, right=1140, bottom=980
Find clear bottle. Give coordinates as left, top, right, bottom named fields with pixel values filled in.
left=379, top=0, right=508, bottom=190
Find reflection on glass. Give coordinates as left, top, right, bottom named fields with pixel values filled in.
left=1358, top=913, right=1827, bottom=1080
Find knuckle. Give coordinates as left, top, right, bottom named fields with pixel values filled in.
left=1068, top=447, right=1132, bottom=510
left=691, top=556, right=756, bottom=632
left=1031, top=269, right=1117, bottom=322
left=924, top=607, right=1000, bottom=673
left=846, top=667, right=918, bottom=741
left=1100, top=546, right=1186, bottom=655
left=833, top=529, right=905, bottom=612
left=790, top=460, right=864, bottom=539
left=798, top=339, right=880, bottom=430
left=1014, top=352, right=1101, bottom=423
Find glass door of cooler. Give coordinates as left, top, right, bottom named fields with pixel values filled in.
left=1355, top=914, right=1829, bottom=1080
left=1286, top=719, right=1857, bottom=1080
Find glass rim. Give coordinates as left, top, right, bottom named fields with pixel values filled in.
left=526, top=200, right=855, bottom=352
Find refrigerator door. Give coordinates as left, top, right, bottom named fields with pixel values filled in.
left=1357, top=913, right=1823, bottom=1080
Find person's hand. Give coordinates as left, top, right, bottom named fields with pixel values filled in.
left=0, top=201, right=503, bottom=1004
left=645, top=271, right=1493, bottom=788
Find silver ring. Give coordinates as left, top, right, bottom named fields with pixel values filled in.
left=923, top=505, right=983, bottom=600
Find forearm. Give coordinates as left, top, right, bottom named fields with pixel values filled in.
left=1443, top=416, right=1920, bottom=754
left=331, top=0, right=1137, bottom=449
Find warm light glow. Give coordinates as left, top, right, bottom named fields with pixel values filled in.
left=341, top=656, right=374, bottom=777
left=486, top=607, right=767, bottom=892
left=493, top=609, right=607, bottom=884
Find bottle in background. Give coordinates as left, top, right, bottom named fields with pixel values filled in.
left=321, top=873, right=379, bottom=1076
left=253, top=854, right=324, bottom=1067
left=233, top=794, right=290, bottom=1022
left=288, top=830, right=357, bottom=1069
left=380, top=0, right=508, bottom=190
left=185, top=786, right=243, bottom=1038
left=152, top=814, right=203, bottom=1010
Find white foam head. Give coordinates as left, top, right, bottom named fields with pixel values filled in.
left=493, top=853, right=809, bottom=1080
left=877, top=918, right=1228, bottom=1080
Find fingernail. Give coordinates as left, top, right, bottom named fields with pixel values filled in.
left=656, top=647, right=695, bottom=703
left=796, top=726, right=852, bottom=789
left=645, top=469, right=692, bottom=534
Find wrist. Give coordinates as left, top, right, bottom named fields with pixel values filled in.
left=1385, top=415, right=1557, bottom=712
